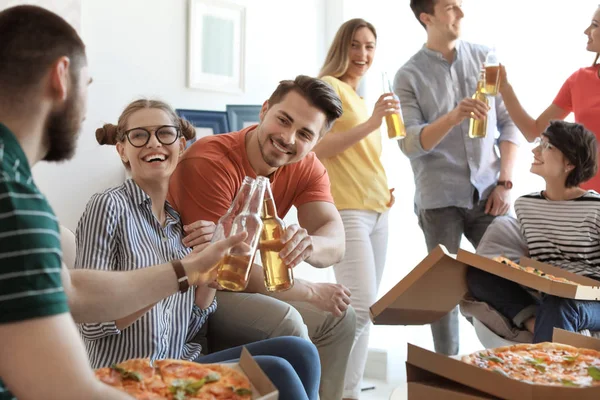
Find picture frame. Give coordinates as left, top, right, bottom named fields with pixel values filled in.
left=176, top=109, right=230, bottom=147
left=187, top=0, right=246, bottom=94
left=226, top=104, right=262, bottom=131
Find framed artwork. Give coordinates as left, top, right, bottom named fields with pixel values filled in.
left=176, top=109, right=229, bottom=147
left=226, top=104, right=261, bottom=131
left=187, top=0, right=246, bottom=94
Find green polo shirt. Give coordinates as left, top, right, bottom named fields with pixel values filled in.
left=0, top=123, right=69, bottom=400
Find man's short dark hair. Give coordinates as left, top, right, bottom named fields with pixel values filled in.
left=0, top=5, right=86, bottom=100
left=410, top=0, right=437, bottom=29
left=267, top=75, right=343, bottom=134
left=544, top=120, right=598, bottom=188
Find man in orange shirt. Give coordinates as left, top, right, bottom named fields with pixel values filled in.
left=168, top=75, right=356, bottom=400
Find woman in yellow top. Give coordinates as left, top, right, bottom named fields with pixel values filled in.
left=314, top=18, right=398, bottom=400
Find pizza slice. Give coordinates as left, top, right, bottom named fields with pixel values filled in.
left=493, top=256, right=579, bottom=285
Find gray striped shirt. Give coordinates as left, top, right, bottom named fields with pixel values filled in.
left=75, top=179, right=215, bottom=369
left=394, top=41, right=521, bottom=210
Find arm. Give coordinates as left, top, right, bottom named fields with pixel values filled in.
left=394, top=69, right=489, bottom=156
left=245, top=266, right=351, bottom=317
left=484, top=94, right=521, bottom=216
left=0, top=314, right=132, bottom=400
left=499, top=65, right=569, bottom=142
left=313, top=94, right=400, bottom=160
left=63, top=232, right=245, bottom=324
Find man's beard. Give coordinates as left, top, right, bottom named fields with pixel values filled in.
left=42, top=89, right=83, bottom=162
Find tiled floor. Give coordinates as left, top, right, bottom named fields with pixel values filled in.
left=358, top=314, right=485, bottom=399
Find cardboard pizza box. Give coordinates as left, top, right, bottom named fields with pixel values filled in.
left=456, top=249, right=600, bottom=300
left=404, top=331, right=600, bottom=400
left=370, top=245, right=468, bottom=325
left=237, top=347, right=279, bottom=400
left=552, top=328, right=600, bottom=351
left=407, top=362, right=499, bottom=399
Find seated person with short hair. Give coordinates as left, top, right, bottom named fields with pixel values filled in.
left=467, top=120, right=600, bottom=343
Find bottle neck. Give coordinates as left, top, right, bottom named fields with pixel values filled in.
left=262, top=197, right=278, bottom=219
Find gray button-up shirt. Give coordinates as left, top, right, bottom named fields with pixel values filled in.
left=394, top=41, right=520, bottom=211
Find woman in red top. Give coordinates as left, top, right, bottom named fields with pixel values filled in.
left=499, top=5, right=600, bottom=190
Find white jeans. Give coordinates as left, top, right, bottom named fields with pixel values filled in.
left=333, top=209, right=389, bottom=399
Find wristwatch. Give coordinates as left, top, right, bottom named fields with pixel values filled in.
left=497, top=180, right=513, bottom=189
left=171, top=259, right=190, bottom=293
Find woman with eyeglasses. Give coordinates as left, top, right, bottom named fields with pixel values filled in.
left=499, top=5, right=600, bottom=190
left=74, top=99, right=321, bottom=400
left=466, top=120, right=600, bottom=342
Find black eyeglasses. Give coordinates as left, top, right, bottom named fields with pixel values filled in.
left=123, top=125, right=181, bottom=148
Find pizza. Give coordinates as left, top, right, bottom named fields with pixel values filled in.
left=493, top=256, right=579, bottom=285
left=95, top=358, right=253, bottom=399
left=462, top=342, right=600, bottom=387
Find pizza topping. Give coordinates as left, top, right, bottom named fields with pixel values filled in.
left=169, top=373, right=221, bottom=399
left=561, top=379, right=579, bottom=387
left=111, top=364, right=142, bottom=382
left=564, top=354, right=580, bottom=363
left=588, top=366, right=600, bottom=380
left=235, top=388, right=253, bottom=396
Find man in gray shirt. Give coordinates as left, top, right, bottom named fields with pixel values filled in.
left=394, top=0, right=520, bottom=355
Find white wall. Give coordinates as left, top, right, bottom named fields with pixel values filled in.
left=29, top=0, right=328, bottom=231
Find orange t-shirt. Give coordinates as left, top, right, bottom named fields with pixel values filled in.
left=167, top=125, right=334, bottom=225
left=553, top=64, right=600, bottom=191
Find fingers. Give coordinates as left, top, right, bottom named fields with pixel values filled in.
left=182, top=221, right=216, bottom=247
left=216, top=232, right=247, bottom=251
left=485, top=196, right=493, bottom=215
left=184, top=220, right=215, bottom=232
left=280, top=225, right=312, bottom=266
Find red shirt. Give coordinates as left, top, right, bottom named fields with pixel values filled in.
left=167, top=125, right=333, bottom=225
left=553, top=64, right=600, bottom=190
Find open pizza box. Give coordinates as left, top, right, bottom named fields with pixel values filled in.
left=405, top=329, right=600, bottom=399
left=370, top=245, right=468, bottom=325
left=456, top=250, right=600, bottom=300
left=233, top=348, right=278, bottom=399
left=370, top=244, right=600, bottom=327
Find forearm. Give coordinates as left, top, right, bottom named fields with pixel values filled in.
left=419, top=112, right=457, bottom=151
left=500, top=84, right=541, bottom=142
left=245, top=264, right=314, bottom=302
left=305, top=221, right=345, bottom=268
left=313, top=120, right=378, bottom=159
left=115, top=303, right=155, bottom=330
left=67, top=263, right=178, bottom=323
left=195, top=285, right=216, bottom=310
left=498, top=140, right=519, bottom=181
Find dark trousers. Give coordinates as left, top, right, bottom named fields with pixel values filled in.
left=467, top=267, right=600, bottom=342
left=417, top=198, right=496, bottom=355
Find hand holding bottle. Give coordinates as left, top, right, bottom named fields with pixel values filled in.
left=367, top=93, right=401, bottom=130
left=182, top=232, right=247, bottom=286
left=278, top=224, right=314, bottom=269
left=450, top=98, right=490, bottom=125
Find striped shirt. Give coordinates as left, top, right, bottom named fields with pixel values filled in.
left=75, top=179, right=216, bottom=369
left=0, top=123, right=69, bottom=400
left=515, top=191, right=600, bottom=280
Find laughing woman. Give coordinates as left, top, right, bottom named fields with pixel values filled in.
left=314, top=18, right=397, bottom=400
left=499, top=5, right=600, bottom=190
left=75, top=99, right=320, bottom=400
left=467, top=120, right=600, bottom=342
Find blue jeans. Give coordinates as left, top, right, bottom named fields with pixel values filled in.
left=195, top=336, right=320, bottom=400
left=467, top=267, right=600, bottom=342
left=417, top=197, right=497, bottom=355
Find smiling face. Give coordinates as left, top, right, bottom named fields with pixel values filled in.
left=116, top=108, right=185, bottom=184
left=530, top=136, right=573, bottom=186
left=584, top=7, right=600, bottom=54
left=424, top=0, right=464, bottom=41
left=255, top=90, right=326, bottom=169
left=340, top=26, right=376, bottom=83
